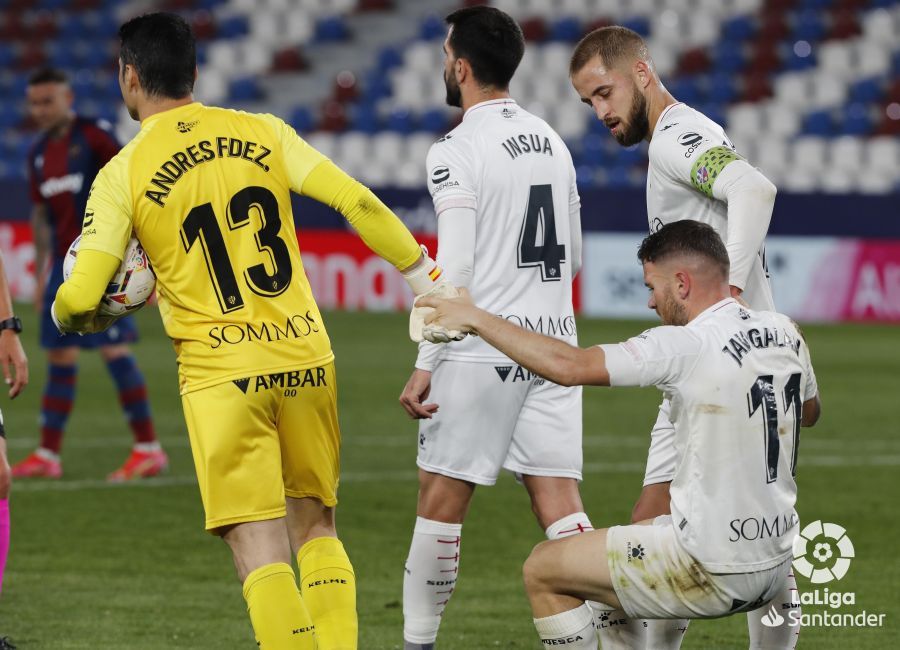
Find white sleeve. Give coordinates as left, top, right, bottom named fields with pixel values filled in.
left=425, top=138, right=478, bottom=215
left=568, top=171, right=582, bottom=278
left=711, top=160, right=776, bottom=291
left=599, top=326, right=702, bottom=389
left=798, top=334, right=818, bottom=401
left=415, top=205, right=477, bottom=372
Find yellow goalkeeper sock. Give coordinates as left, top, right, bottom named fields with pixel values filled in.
left=297, top=536, right=358, bottom=650
left=242, top=562, right=316, bottom=649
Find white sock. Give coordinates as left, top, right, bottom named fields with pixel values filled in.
left=36, top=447, right=61, bottom=462
left=593, top=603, right=646, bottom=649
left=134, top=441, right=162, bottom=453
left=534, top=603, right=597, bottom=648
left=546, top=512, right=613, bottom=645
left=748, top=570, right=801, bottom=649
left=643, top=618, right=689, bottom=649
left=402, top=517, right=462, bottom=645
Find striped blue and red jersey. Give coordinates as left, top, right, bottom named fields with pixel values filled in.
left=27, top=116, right=120, bottom=260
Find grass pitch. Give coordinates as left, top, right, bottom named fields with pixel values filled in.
left=2, top=308, right=897, bottom=649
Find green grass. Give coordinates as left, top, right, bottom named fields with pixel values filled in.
left=2, top=308, right=898, bottom=648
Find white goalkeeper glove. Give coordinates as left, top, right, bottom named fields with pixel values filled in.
left=403, top=246, right=466, bottom=344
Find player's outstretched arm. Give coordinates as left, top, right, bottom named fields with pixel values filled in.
left=52, top=248, right=120, bottom=334
left=419, top=291, right=610, bottom=387
left=0, top=254, right=27, bottom=398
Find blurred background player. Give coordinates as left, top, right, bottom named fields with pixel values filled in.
left=12, top=68, right=166, bottom=482
left=52, top=12, right=454, bottom=649
left=570, top=26, right=797, bottom=649
left=0, top=249, right=29, bottom=650
left=397, top=8, right=596, bottom=648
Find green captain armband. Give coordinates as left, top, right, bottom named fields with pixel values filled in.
left=690, top=147, right=744, bottom=197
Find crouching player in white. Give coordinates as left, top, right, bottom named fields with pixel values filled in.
left=419, top=220, right=821, bottom=649
left=398, top=7, right=593, bottom=648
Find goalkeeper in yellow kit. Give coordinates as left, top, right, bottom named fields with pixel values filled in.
left=52, top=13, right=455, bottom=650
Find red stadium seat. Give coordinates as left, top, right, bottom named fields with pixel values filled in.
left=520, top=17, right=548, bottom=42
left=332, top=70, right=359, bottom=103
left=357, top=0, right=394, bottom=10
left=747, top=43, right=782, bottom=75
left=319, top=100, right=349, bottom=132
left=191, top=11, right=216, bottom=41
left=677, top=48, right=711, bottom=76
left=741, top=73, right=773, bottom=102
left=271, top=47, right=308, bottom=73
left=827, top=10, right=861, bottom=40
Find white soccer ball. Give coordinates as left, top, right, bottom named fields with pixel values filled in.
left=63, top=235, right=156, bottom=317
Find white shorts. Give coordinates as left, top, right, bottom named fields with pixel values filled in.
left=607, top=516, right=791, bottom=619
left=417, top=360, right=582, bottom=485
left=643, top=398, right=677, bottom=486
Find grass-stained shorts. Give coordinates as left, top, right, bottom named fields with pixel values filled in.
left=181, top=363, right=340, bottom=532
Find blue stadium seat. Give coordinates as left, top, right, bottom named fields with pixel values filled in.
left=579, top=135, right=607, bottom=166
left=620, top=17, right=650, bottom=38
left=784, top=47, right=818, bottom=71
left=361, top=72, right=391, bottom=103
left=849, top=77, right=884, bottom=103
left=386, top=108, right=416, bottom=134
left=802, top=109, right=834, bottom=135
left=348, top=103, right=381, bottom=134
left=218, top=15, right=249, bottom=39
left=697, top=103, right=727, bottom=129
left=0, top=44, right=15, bottom=68
left=228, top=76, right=263, bottom=102
left=290, top=106, right=316, bottom=133
left=549, top=17, right=582, bottom=42
left=670, top=77, right=704, bottom=105
left=841, top=103, right=872, bottom=135
left=419, top=14, right=445, bottom=40
left=792, top=11, right=827, bottom=42
left=604, top=165, right=637, bottom=188
left=376, top=47, right=403, bottom=71
left=575, top=165, right=599, bottom=188
left=315, top=16, right=350, bottom=42
left=708, top=73, right=738, bottom=103
left=712, top=42, right=745, bottom=73
left=722, top=16, right=756, bottom=41
left=798, top=0, right=834, bottom=9
left=420, top=108, right=448, bottom=134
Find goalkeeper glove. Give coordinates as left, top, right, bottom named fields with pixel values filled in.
left=403, top=246, right=466, bottom=343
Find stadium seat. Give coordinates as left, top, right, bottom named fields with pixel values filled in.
left=802, top=108, right=835, bottom=134
left=348, top=103, right=381, bottom=134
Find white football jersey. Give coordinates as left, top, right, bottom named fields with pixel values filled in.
left=602, top=299, right=818, bottom=572
left=647, top=103, right=774, bottom=310
left=423, top=99, right=580, bottom=363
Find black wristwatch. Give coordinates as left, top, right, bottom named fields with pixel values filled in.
left=0, top=317, right=22, bottom=333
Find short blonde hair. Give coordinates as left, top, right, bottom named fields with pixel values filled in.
left=569, top=26, right=650, bottom=76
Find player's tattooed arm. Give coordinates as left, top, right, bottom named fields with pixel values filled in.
left=418, top=290, right=610, bottom=387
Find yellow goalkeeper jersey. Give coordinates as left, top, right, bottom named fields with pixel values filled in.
left=79, top=102, right=410, bottom=394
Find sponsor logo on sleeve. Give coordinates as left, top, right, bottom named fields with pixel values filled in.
left=678, top=131, right=707, bottom=158
left=430, top=166, right=451, bottom=184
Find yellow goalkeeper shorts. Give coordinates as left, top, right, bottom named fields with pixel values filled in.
left=181, top=362, right=341, bottom=532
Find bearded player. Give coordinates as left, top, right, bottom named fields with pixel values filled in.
left=569, top=26, right=798, bottom=650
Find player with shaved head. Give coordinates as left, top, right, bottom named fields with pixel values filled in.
left=569, top=26, right=798, bottom=649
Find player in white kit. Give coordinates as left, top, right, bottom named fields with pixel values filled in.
left=397, top=7, right=592, bottom=649
left=419, top=220, right=821, bottom=650
left=569, top=27, right=799, bottom=649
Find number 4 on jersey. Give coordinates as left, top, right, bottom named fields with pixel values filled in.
left=518, top=184, right=566, bottom=282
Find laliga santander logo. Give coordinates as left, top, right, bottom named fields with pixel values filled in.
left=792, top=520, right=855, bottom=584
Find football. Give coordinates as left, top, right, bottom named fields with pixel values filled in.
left=63, top=235, right=156, bottom=317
